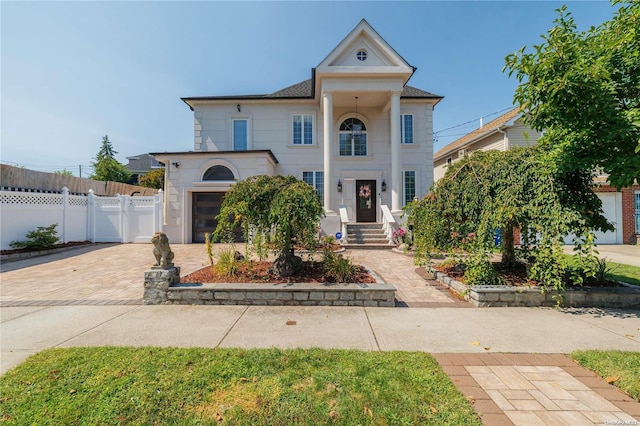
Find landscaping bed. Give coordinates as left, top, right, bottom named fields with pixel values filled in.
left=181, top=260, right=376, bottom=284
left=426, top=266, right=640, bottom=308
left=0, top=241, right=94, bottom=262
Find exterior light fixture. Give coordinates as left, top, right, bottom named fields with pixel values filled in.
left=351, top=96, right=362, bottom=141
left=237, top=104, right=241, bottom=112
left=381, top=179, right=387, bottom=192
left=171, top=161, right=181, bottom=168
left=337, top=179, right=342, bottom=192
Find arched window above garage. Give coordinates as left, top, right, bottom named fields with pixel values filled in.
left=203, top=165, right=235, bottom=181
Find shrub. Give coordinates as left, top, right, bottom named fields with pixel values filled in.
left=323, top=250, right=359, bottom=283
left=10, top=224, right=59, bottom=250
left=213, top=247, right=244, bottom=277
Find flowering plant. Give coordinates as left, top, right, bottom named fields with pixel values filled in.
left=359, top=185, right=371, bottom=199
left=393, top=227, right=408, bottom=245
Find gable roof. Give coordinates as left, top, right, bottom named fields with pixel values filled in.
left=181, top=19, right=442, bottom=111
left=434, top=108, right=521, bottom=161
left=316, top=19, right=414, bottom=77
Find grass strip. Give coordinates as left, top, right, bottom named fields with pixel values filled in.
left=607, top=261, right=640, bottom=286
left=0, top=347, right=481, bottom=425
left=571, top=350, right=640, bottom=401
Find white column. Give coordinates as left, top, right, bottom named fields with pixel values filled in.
left=390, top=92, right=402, bottom=212
left=323, top=91, right=334, bottom=213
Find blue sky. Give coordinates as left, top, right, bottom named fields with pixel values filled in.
left=1, top=1, right=614, bottom=176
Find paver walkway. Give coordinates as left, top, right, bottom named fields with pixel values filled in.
left=435, top=353, right=640, bottom=425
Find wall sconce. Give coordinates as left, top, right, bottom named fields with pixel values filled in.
left=337, top=179, right=342, bottom=192
left=381, top=179, right=387, bottom=192
left=237, top=104, right=241, bottom=112
left=171, top=161, right=181, bottom=168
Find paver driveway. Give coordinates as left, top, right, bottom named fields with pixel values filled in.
left=0, top=243, right=462, bottom=307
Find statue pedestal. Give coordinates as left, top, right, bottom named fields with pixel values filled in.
left=143, top=266, right=180, bottom=305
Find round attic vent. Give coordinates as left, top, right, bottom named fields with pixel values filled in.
left=356, top=49, right=368, bottom=61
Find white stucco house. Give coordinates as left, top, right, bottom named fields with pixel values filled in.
left=153, top=19, right=443, bottom=244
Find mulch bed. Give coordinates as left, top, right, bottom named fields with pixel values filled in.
left=181, top=261, right=377, bottom=284
left=0, top=241, right=92, bottom=256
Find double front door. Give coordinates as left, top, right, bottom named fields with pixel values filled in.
left=355, top=180, right=376, bottom=222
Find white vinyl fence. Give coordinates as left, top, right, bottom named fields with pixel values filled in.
left=0, top=187, right=163, bottom=250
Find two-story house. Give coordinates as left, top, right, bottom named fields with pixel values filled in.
left=153, top=20, right=442, bottom=244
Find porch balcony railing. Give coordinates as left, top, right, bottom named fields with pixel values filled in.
left=381, top=205, right=397, bottom=243
left=338, top=207, right=349, bottom=243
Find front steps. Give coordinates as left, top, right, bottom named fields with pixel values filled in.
left=342, top=223, right=394, bottom=250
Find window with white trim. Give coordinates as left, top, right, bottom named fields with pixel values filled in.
left=400, top=114, right=414, bottom=144
left=292, top=114, right=313, bottom=145
left=403, top=170, right=416, bottom=206
left=635, top=191, right=640, bottom=233
left=339, top=118, right=367, bottom=156
left=302, top=171, right=324, bottom=205
left=233, top=119, right=248, bottom=151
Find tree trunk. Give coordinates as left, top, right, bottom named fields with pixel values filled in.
left=501, top=223, right=516, bottom=267
left=269, top=252, right=303, bottom=277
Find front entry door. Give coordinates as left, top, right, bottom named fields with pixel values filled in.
left=356, top=180, right=376, bottom=222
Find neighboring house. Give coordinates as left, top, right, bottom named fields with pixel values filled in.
left=433, top=108, right=540, bottom=181
left=153, top=19, right=443, bottom=244
left=433, top=108, right=640, bottom=245
left=124, top=153, right=164, bottom=184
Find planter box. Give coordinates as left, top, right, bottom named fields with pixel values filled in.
left=144, top=267, right=396, bottom=307
left=434, top=271, right=640, bottom=308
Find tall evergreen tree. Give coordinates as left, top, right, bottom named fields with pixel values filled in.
left=89, top=134, right=131, bottom=183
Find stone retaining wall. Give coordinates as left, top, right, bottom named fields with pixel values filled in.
left=433, top=270, right=640, bottom=308
left=144, top=267, right=396, bottom=307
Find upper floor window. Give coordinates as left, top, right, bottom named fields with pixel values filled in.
left=233, top=119, right=248, bottom=151
left=401, top=114, right=414, bottom=144
left=339, top=118, right=367, bottom=156
left=203, top=165, right=234, bottom=181
left=293, top=114, right=313, bottom=145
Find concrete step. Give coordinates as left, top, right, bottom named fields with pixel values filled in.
left=342, top=243, right=394, bottom=250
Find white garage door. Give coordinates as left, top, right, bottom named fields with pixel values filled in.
left=593, top=193, right=623, bottom=244
left=563, top=192, right=623, bottom=245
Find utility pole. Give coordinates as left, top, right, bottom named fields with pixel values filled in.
left=79, top=165, right=82, bottom=178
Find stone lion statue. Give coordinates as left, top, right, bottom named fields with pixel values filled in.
left=151, top=232, right=174, bottom=268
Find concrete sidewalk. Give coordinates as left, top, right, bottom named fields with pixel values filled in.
left=3, top=304, right=639, bottom=374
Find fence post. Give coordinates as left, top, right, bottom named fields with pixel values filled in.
left=87, top=189, right=96, bottom=242
left=62, top=187, right=69, bottom=243
left=155, top=189, right=163, bottom=233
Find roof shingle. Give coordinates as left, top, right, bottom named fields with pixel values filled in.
left=434, top=108, right=521, bottom=161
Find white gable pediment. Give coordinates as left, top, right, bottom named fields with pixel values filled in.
left=316, top=19, right=414, bottom=78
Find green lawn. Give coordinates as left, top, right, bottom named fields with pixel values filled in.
left=571, top=351, right=640, bottom=401
left=607, top=261, right=640, bottom=286
left=562, top=254, right=640, bottom=286
left=0, top=347, right=481, bottom=425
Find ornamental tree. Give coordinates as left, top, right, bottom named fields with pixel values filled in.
left=504, top=1, right=640, bottom=189
left=138, top=168, right=165, bottom=190
left=408, top=147, right=611, bottom=293
left=214, top=175, right=324, bottom=277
